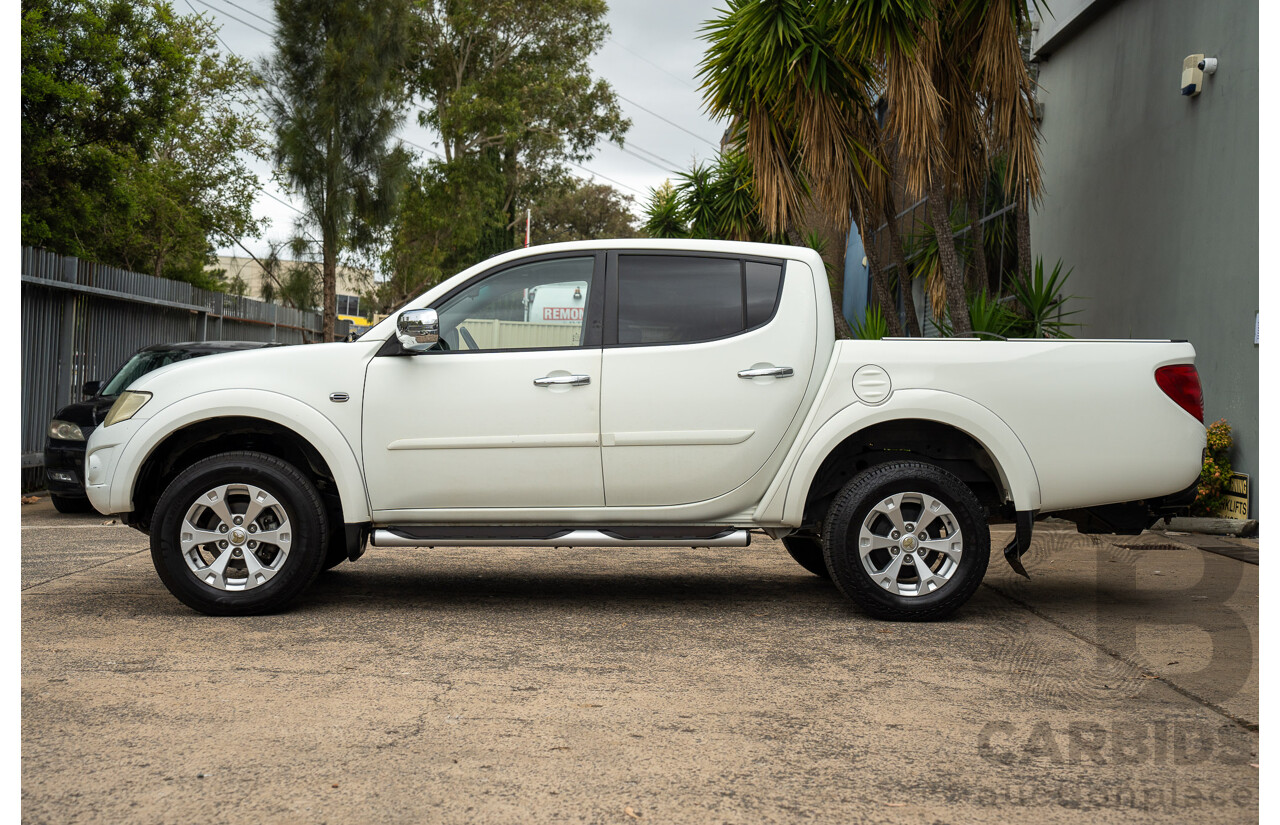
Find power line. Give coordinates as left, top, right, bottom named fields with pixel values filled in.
left=615, top=144, right=677, bottom=174
left=188, top=0, right=274, bottom=38
left=622, top=142, right=683, bottom=170
left=564, top=160, right=646, bottom=196
left=607, top=37, right=698, bottom=91
left=616, top=94, right=720, bottom=150
left=207, top=0, right=275, bottom=28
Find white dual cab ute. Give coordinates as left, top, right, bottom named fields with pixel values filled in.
left=84, top=239, right=1207, bottom=620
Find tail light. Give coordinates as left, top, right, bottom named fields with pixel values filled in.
left=1155, top=364, right=1204, bottom=423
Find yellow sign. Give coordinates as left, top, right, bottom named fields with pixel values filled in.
left=1215, top=472, right=1250, bottom=520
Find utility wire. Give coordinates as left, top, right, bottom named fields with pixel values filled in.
left=607, top=37, right=699, bottom=91
left=616, top=94, right=720, bottom=150
left=210, top=0, right=276, bottom=28
left=188, top=0, right=274, bottom=38
left=619, top=142, right=682, bottom=171
left=615, top=145, right=677, bottom=174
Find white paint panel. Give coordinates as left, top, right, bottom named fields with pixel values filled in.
left=599, top=262, right=817, bottom=506
left=363, top=348, right=604, bottom=508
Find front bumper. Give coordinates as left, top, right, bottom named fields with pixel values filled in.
left=83, top=418, right=146, bottom=516
left=44, top=439, right=88, bottom=498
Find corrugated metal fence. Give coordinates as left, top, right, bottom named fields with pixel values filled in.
left=21, top=247, right=324, bottom=488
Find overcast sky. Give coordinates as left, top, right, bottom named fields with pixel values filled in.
left=179, top=0, right=730, bottom=258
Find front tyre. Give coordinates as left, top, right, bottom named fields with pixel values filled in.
left=822, top=461, right=989, bottom=621
left=150, top=451, right=328, bottom=616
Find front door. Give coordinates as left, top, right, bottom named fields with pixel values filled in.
left=599, top=252, right=816, bottom=506
left=363, top=254, right=605, bottom=512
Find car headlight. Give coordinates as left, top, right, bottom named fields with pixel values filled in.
left=103, top=391, right=152, bottom=427
left=48, top=419, right=85, bottom=441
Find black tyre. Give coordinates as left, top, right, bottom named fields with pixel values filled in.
left=822, top=461, right=989, bottom=621
left=150, top=451, right=328, bottom=616
left=51, top=494, right=92, bottom=514
left=782, top=534, right=830, bottom=579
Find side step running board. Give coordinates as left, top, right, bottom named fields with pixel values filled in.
left=372, top=527, right=751, bottom=548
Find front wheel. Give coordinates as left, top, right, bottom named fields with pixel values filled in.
left=150, top=451, right=329, bottom=615
left=822, top=461, right=989, bottom=621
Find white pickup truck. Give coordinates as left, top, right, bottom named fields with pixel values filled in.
left=83, top=240, right=1207, bottom=620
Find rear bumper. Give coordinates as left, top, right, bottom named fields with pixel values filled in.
left=1051, top=480, right=1200, bottom=535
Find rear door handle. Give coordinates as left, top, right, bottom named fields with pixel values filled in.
left=533, top=374, right=591, bottom=387
left=738, top=367, right=794, bottom=379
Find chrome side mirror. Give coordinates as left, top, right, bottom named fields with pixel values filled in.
left=396, top=308, right=440, bottom=353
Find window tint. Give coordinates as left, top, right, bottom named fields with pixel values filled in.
left=434, top=257, right=593, bottom=351
left=745, top=262, right=783, bottom=328
left=616, top=255, right=784, bottom=345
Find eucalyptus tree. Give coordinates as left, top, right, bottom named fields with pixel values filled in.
left=262, top=0, right=413, bottom=341
left=408, top=0, right=628, bottom=241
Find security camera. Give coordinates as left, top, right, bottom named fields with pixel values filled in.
left=1198, top=57, right=1218, bottom=74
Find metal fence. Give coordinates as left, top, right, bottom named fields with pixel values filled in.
left=21, top=247, right=324, bottom=487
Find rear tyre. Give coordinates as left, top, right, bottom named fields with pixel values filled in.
left=782, top=534, right=830, bottom=579
left=822, top=461, right=989, bottom=621
left=150, top=451, right=328, bottom=616
left=51, top=494, right=92, bottom=514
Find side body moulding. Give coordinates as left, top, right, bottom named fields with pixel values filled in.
left=763, top=388, right=1043, bottom=526
left=94, top=389, right=371, bottom=524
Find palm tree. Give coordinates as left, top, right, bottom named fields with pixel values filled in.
left=699, top=0, right=1041, bottom=338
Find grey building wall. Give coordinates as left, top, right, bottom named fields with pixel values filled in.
left=1031, top=0, right=1259, bottom=515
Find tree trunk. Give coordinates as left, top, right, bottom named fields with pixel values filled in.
left=881, top=206, right=921, bottom=337
left=1016, top=195, right=1033, bottom=282
left=926, top=179, right=972, bottom=337
left=322, top=238, right=337, bottom=343
left=967, top=191, right=989, bottom=294
left=859, top=223, right=905, bottom=337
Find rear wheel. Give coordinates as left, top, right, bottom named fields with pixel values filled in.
left=822, top=461, right=989, bottom=621
left=781, top=534, right=830, bottom=579
left=150, top=451, right=328, bottom=615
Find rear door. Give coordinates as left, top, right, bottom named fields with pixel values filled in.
left=598, top=252, right=816, bottom=506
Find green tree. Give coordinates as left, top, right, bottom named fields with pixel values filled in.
left=22, top=0, right=267, bottom=286
left=407, top=0, right=628, bottom=245
left=642, top=180, right=687, bottom=239
left=533, top=179, right=639, bottom=244
left=263, top=0, right=413, bottom=341
left=643, top=151, right=767, bottom=242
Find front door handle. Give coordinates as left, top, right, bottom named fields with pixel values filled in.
left=533, top=374, right=591, bottom=387
left=738, top=366, right=794, bottom=379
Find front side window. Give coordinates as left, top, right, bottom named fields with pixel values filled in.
left=434, top=257, right=594, bottom=351
left=616, top=255, right=784, bottom=345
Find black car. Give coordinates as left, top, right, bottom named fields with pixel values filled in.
left=44, top=341, right=283, bottom=513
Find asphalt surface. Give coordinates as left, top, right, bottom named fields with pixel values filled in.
left=21, top=498, right=1258, bottom=824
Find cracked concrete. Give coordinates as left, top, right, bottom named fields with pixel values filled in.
left=22, top=499, right=1258, bottom=823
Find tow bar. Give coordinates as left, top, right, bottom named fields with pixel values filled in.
left=1002, top=510, right=1036, bottom=579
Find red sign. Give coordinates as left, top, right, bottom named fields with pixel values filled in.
left=543, top=307, right=583, bottom=321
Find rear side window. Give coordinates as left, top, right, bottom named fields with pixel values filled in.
left=616, top=255, right=784, bottom=345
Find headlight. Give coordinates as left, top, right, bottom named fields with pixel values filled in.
left=103, top=391, right=152, bottom=427
left=48, top=419, right=85, bottom=441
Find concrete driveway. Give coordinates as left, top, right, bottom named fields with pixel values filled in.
left=21, top=498, right=1258, bottom=824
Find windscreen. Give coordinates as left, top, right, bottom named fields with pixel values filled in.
left=99, top=350, right=202, bottom=397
